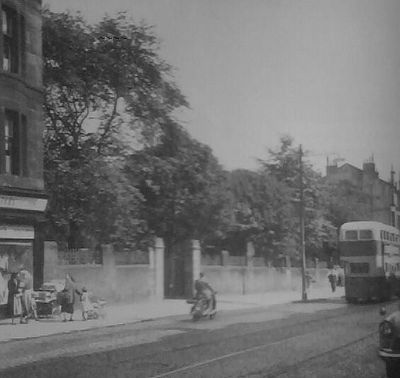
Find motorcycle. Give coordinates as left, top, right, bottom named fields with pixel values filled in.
left=186, top=293, right=217, bottom=321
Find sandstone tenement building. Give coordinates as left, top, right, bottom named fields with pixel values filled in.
left=0, top=0, right=46, bottom=316
left=326, top=158, right=400, bottom=230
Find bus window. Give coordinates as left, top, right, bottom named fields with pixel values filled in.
left=345, top=230, right=358, bottom=241
left=359, top=230, right=373, bottom=240
left=350, top=262, right=369, bottom=274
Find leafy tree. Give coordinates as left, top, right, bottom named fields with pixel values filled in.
left=225, top=169, right=292, bottom=260
left=42, top=10, right=188, bottom=247
left=126, top=122, right=229, bottom=253
left=257, top=135, right=333, bottom=265
left=321, top=180, right=372, bottom=229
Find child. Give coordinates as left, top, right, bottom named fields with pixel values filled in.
left=80, top=287, right=93, bottom=320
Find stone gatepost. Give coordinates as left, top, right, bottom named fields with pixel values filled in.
left=192, top=240, right=201, bottom=280
left=185, top=240, right=201, bottom=298
left=244, top=241, right=255, bottom=295
left=221, top=250, right=230, bottom=266
left=43, top=241, right=58, bottom=282
left=102, top=244, right=117, bottom=299
left=151, top=237, right=164, bottom=300
left=246, top=241, right=255, bottom=267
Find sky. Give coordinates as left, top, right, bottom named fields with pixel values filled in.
left=46, top=0, right=400, bottom=180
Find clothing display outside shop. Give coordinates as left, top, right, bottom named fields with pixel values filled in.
left=0, top=244, right=33, bottom=311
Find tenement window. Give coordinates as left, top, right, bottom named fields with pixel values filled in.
left=2, top=5, right=22, bottom=74
left=3, top=109, right=27, bottom=176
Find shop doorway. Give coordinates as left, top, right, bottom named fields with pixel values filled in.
left=0, top=242, right=33, bottom=318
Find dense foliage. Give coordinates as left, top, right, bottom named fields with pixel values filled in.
left=126, top=122, right=229, bottom=252
left=42, top=10, right=372, bottom=264
left=42, top=10, right=187, bottom=247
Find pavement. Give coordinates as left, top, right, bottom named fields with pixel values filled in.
left=0, top=285, right=344, bottom=343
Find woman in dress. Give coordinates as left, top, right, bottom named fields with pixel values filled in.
left=61, top=273, right=76, bottom=321
left=7, top=273, right=20, bottom=324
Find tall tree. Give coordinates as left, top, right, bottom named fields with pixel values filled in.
left=42, top=10, right=188, bottom=247
left=126, top=122, right=229, bottom=252
left=257, top=135, right=332, bottom=264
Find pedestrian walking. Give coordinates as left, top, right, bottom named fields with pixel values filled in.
left=18, top=268, right=38, bottom=321
left=60, top=273, right=76, bottom=322
left=336, top=266, right=344, bottom=287
left=328, top=268, right=337, bottom=293
left=305, top=270, right=312, bottom=289
left=7, top=273, right=19, bottom=324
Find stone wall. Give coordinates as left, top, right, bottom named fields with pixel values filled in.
left=201, top=265, right=330, bottom=295
left=43, top=240, right=164, bottom=303
left=43, top=239, right=332, bottom=302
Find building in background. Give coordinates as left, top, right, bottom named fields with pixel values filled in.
left=326, top=157, right=400, bottom=229
left=0, top=0, right=46, bottom=317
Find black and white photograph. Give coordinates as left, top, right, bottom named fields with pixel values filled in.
left=1, top=0, right=400, bottom=377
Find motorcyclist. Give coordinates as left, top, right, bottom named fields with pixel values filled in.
left=194, top=273, right=216, bottom=315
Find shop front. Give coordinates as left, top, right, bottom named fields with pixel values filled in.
left=0, top=192, right=47, bottom=318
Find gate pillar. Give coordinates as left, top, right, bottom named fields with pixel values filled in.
left=152, top=237, right=164, bottom=300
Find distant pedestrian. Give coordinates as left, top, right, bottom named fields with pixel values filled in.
left=328, top=268, right=337, bottom=293
left=336, top=266, right=344, bottom=287
left=7, top=273, right=19, bottom=324
left=305, top=270, right=312, bottom=289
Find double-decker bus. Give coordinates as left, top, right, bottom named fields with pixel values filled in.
left=339, top=221, right=400, bottom=302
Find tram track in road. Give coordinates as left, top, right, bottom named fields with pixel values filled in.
left=135, top=301, right=388, bottom=377
left=0, top=299, right=392, bottom=378
left=257, top=331, right=377, bottom=378
left=149, top=330, right=322, bottom=378
left=149, top=330, right=378, bottom=378
left=156, top=302, right=370, bottom=353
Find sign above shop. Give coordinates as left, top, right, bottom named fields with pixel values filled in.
left=0, top=225, right=34, bottom=239
left=0, top=195, right=47, bottom=212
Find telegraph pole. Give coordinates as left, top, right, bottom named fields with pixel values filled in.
left=299, top=145, right=307, bottom=301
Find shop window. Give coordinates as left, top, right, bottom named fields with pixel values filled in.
left=2, top=5, right=24, bottom=74
left=3, top=109, right=27, bottom=176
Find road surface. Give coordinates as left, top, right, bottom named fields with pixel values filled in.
left=0, top=298, right=393, bottom=378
